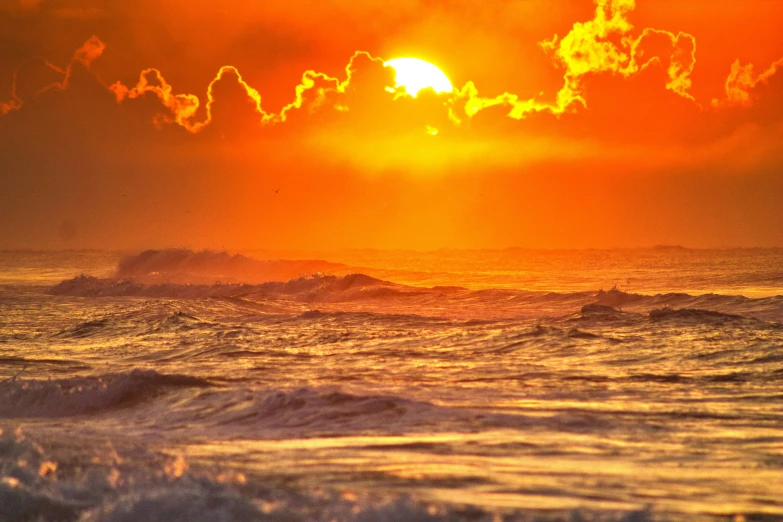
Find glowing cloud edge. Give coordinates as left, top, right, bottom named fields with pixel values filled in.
left=1, top=0, right=781, bottom=134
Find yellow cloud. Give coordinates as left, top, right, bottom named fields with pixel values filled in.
left=449, top=0, right=697, bottom=123
left=109, top=51, right=383, bottom=133
left=713, top=57, right=783, bottom=107
left=1, top=1, right=776, bottom=135
left=0, top=36, right=106, bottom=115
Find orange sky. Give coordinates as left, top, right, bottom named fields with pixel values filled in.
left=1, top=0, right=782, bottom=250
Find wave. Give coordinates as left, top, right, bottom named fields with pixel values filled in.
left=0, top=372, right=463, bottom=435
left=53, top=310, right=220, bottom=340
left=577, top=303, right=633, bottom=321
left=0, top=429, right=658, bottom=522
left=48, top=273, right=398, bottom=300
left=54, top=317, right=112, bottom=338
left=594, top=287, right=782, bottom=323
left=114, top=248, right=345, bottom=284
left=573, top=302, right=771, bottom=326
left=0, top=370, right=210, bottom=418
left=648, top=307, right=746, bottom=323
left=0, top=374, right=621, bottom=443
left=117, top=386, right=467, bottom=440
left=48, top=273, right=783, bottom=322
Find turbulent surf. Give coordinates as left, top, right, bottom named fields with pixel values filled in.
left=1, top=248, right=782, bottom=521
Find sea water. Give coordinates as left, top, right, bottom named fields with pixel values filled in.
left=0, top=248, right=781, bottom=521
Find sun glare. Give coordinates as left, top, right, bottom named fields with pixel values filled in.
left=384, top=58, right=453, bottom=97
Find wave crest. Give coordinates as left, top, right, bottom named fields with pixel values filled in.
left=0, top=370, right=210, bottom=418
left=115, top=249, right=344, bottom=284
left=649, top=307, right=745, bottom=323
left=48, top=273, right=399, bottom=301
left=162, top=387, right=460, bottom=438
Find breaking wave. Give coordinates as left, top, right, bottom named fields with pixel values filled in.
left=45, top=250, right=783, bottom=322
left=0, top=428, right=657, bottom=522
left=594, top=287, right=782, bottom=323
left=0, top=370, right=210, bottom=418
left=114, top=248, right=345, bottom=284
left=0, top=371, right=464, bottom=436
left=49, top=273, right=399, bottom=300
left=48, top=274, right=783, bottom=322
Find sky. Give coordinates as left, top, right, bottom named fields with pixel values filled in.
left=1, top=0, right=782, bottom=250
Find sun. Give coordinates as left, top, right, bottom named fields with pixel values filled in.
left=384, top=58, right=453, bottom=97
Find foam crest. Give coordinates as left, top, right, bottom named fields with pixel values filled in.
left=114, top=249, right=344, bottom=284
left=49, top=272, right=397, bottom=300
left=0, top=427, right=660, bottom=522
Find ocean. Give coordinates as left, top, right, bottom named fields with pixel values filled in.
left=0, top=248, right=781, bottom=521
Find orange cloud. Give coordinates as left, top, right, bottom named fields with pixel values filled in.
left=624, top=28, right=696, bottom=100
left=109, top=51, right=383, bottom=133
left=0, top=71, right=22, bottom=115
left=0, top=0, right=778, bottom=137
left=0, top=35, right=106, bottom=114
left=712, top=57, right=783, bottom=107
left=449, top=0, right=697, bottom=123
left=103, top=0, right=703, bottom=131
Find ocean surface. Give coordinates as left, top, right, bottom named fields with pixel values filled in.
left=0, top=248, right=782, bottom=521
